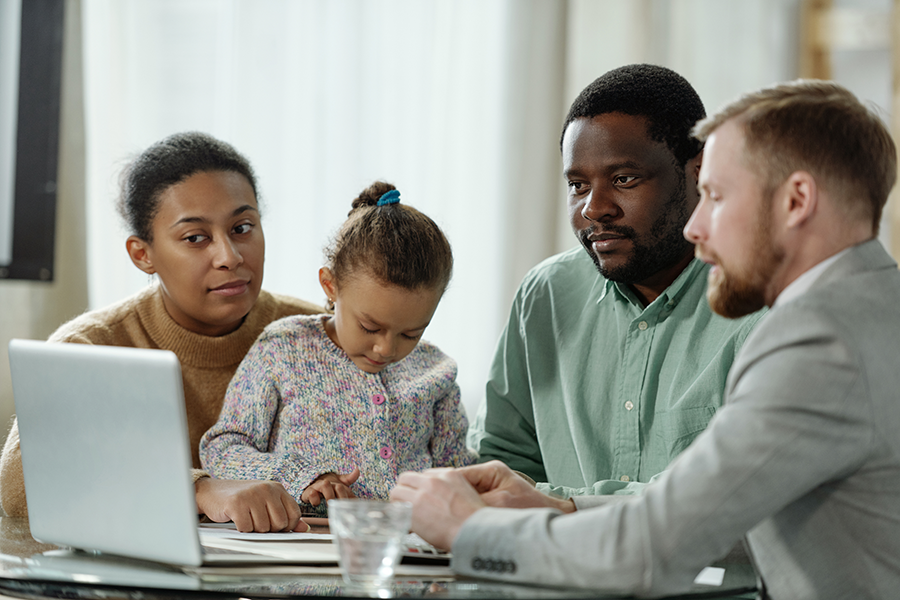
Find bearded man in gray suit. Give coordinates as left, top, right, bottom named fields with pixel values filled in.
left=392, top=80, right=900, bottom=600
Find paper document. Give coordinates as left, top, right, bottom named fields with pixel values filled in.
left=198, top=522, right=333, bottom=542
left=197, top=523, right=449, bottom=565
left=198, top=523, right=338, bottom=562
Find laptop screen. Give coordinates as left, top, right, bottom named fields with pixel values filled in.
left=9, top=340, right=204, bottom=566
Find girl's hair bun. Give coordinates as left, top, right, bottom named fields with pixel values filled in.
left=324, top=180, right=453, bottom=304
left=350, top=180, right=397, bottom=213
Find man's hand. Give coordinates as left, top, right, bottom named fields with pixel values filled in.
left=195, top=477, right=308, bottom=533
left=462, top=461, right=576, bottom=513
left=300, top=468, right=360, bottom=506
left=390, top=468, right=487, bottom=551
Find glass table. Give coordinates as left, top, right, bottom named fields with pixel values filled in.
left=0, top=517, right=758, bottom=599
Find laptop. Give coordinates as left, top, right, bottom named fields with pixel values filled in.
left=8, top=339, right=343, bottom=567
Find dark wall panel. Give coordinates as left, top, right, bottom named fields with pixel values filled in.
left=2, top=0, right=64, bottom=281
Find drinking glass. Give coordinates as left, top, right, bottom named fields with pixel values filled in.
left=328, top=499, right=413, bottom=589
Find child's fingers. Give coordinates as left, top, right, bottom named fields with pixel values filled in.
left=302, top=472, right=357, bottom=508
left=266, top=501, right=290, bottom=532
left=277, top=493, right=304, bottom=532
left=337, top=467, right=361, bottom=486
left=333, top=483, right=356, bottom=499
left=302, top=485, right=323, bottom=506
left=318, top=482, right=338, bottom=502
left=229, top=508, right=256, bottom=533
left=248, top=500, right=272, bottom=533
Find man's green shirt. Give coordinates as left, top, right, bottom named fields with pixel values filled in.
left=469, top=247, right=765, bottom=497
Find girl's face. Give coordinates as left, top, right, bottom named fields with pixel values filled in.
left=319, top=268, right=442, bottom=374
left=126, top=170, right=265, bottom=336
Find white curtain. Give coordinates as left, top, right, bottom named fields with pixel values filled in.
left=76, top=0, right=891, bottom=421
left=82, top=0, right=568, bottom=418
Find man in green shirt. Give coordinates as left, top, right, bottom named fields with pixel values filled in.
left=468, top=64, right=764, bottom=498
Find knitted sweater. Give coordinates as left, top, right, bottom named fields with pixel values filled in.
left=0, top=285, right=322, bottom=517
left=199, top=314, right=477, bottom=512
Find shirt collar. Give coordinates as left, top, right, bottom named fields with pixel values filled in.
left=598, top=258, right=707, bottom=309
left=772, top=247, right=851, bottom=308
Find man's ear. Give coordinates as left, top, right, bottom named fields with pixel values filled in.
left=780, top=171, right=818, bottom=230
left=318, top=267, right=337, bottom=303
left=691, top=150, right=703, bottom=181
left=126, top=236, right=156, bottom=275
left=685, top=151, right=703, bottom=187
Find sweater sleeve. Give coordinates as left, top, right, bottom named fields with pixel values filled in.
left=0, top=420, right=27, bottom=517
left=199, top=332, right=340, bottom=502
left=428, top=370, right=478, bottom=468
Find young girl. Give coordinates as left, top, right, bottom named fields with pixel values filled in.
left=200, top=181, right=476, bottom=514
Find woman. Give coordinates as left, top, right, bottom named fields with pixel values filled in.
left=0, top=132, right=321, bottom=532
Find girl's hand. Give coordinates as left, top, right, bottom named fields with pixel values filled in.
left=195, top=477, right=309, bottom=533
left=301, top=467, right=360, bottom=506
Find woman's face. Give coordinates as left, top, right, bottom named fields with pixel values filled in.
left=127, top=170, right=265, bottom=336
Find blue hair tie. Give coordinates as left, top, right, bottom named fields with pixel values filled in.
left=377, top=189, right=401, bottom=206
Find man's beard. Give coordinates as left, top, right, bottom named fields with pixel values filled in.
left=703, top=201, right=783, bottom=319
left=578, top=176, right=694, bottom=284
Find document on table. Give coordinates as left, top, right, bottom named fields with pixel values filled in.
left=199, top=522, right=334, bottom=542
left=197, top=523, right=449, bottom=566
left=198, top=523, right=338, bottom=561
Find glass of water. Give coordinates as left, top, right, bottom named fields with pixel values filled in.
left=328, top=499, right=413, bottom=589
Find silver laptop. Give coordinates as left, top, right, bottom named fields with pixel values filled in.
left=8, top=339, right=335, bottom=567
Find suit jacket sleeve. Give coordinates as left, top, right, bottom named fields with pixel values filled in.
left=452, top=304, right=873, bottom=596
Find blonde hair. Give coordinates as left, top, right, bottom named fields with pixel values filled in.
left=694, top=80, right=896, bottom=231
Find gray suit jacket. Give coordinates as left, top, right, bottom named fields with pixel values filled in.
left=453, top=240, right=900, bottom=599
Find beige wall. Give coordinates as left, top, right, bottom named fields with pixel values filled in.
left=0, top=0, right=87, bottom=447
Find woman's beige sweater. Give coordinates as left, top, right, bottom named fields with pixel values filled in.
left=0, top=285, right=322, bottom=516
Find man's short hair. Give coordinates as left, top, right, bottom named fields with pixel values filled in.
left=693, top=80, right=897, bottom=232
left=561, top=64, right=706, bottom=168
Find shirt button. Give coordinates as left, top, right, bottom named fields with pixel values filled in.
left=379, top=446, right=393, bottom=459
left=372, top=394, right=386, bottom=405
left=638, top=321, right=648, bottom=331
left=620, top=475, right=630, bottom=482
left=624, top=400, right=634, bottom=411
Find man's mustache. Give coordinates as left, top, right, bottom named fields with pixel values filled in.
left=579, top=225, right=636, bottom=246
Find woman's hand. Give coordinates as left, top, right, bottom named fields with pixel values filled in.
left=301, top=468, right=360, bottom=506
left=195, top=477, right=308, bottom=533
